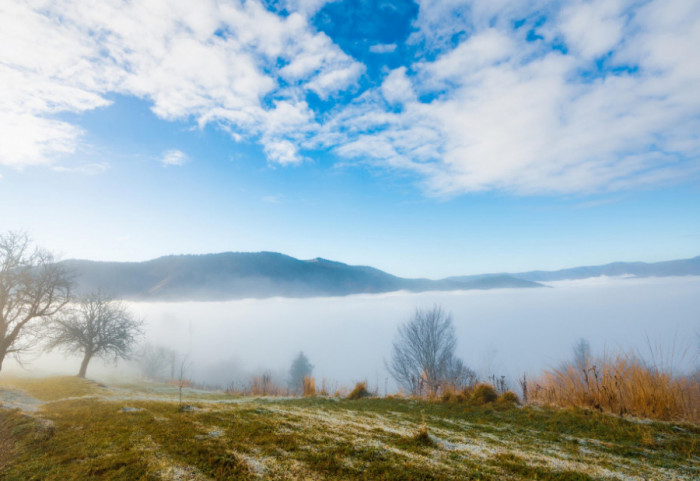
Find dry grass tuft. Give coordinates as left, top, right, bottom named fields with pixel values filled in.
left=529, top=350, right=699, bottom=423
left=471, top=383, right=498, bottom=405
left=302, top=376, right=316, bottom=397
left=249, top=375, right=287, bottom=396
left=497, top=391, right=520, bottom=405
left=410, top=423, right=434, bottom=447
left=346, top=382, right=370, bottom=400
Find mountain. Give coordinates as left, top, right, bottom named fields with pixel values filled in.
left=448, top=256, right=700, bottom=283
left=59, top=252, right=543, bottom=301
left=59, top=252, right=698, bottom=301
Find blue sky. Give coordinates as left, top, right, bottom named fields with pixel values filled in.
left=1, top=0, right=699, bottom=278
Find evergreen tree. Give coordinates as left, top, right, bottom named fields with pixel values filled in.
left=288, top=351, right=313, bottom=394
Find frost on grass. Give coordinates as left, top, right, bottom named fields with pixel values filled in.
left=0, top=388, right=42, bottom=412
left=0, top=377, right=697, bottom=480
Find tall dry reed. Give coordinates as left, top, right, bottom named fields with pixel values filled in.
left=529, top=350, right=699, bottom=423
left=302, top=376, right=316, bottom=397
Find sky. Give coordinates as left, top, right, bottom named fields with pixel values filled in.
left=1, top=0, right=699, bottom=279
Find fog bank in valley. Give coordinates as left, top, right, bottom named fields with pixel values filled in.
left=132, top=275, right=700, bottom=389
left=7, top=276, right=699, bottom=390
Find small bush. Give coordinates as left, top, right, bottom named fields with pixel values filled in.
left=497, top=391, right=520, bottom=405
left=302, top=376, right=316, bottom=397
left=347, top=382, right=369, bottom=400
left=471, top=383, right=498, bottom=405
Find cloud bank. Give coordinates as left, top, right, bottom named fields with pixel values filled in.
left=1, top=0, right=698, bottom=195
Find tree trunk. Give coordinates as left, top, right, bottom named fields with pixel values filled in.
left=78, top=352, right=92, bottom=378
left=0, top=344, right=7, bottom=373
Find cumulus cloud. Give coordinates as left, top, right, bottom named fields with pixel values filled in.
left=160, top=150, right=189, bottom=167
left=381, top=67, right=415, bottom=105
left=0, top=0, right=361, bottom=169
left=2, top=0, right=699, bottom=196
left=327, top=0, right=700, bottom=195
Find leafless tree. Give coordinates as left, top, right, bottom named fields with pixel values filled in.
left=444, top=357, right=477, bottom=390
left=47, top=292, right=143, bottom=378
left=573, top=338, right=591, bottom=373
left=0, top=232, right=72, bottom=371
left=136, top=343, right=179, bottom=381
left=177, top=353, right=191, bottom=406
left=387, top=305, right=471, bottom=395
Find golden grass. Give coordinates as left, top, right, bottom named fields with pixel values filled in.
left=497, top=391, right=520, bottom=405
left=0, top=410, right=18, bottom=471
left=0, top=376, right=105, bottom=401
left=471, top=384, right=498, bottom=405
left=529, top=351, right=700, bottom=423
left=249, top=376, right=287, bottom=396
left=302, top=376, right=316, bottom=397
left=346, top=382, right=369, bottom=400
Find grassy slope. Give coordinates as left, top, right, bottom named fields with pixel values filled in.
left=0, top=377, right=698, bottom=481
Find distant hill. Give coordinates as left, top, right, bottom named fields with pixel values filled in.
left=448, top=256, right=700, bottom=283
left=59, top=253, right=699, bottom=301
left=59, top=252, right=544, bottom=301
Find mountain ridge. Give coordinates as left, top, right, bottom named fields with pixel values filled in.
left=58, top=252, right=699, bottom=301
left=448, top=255, right=700, bottom=283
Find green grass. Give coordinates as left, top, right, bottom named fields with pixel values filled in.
left=0, top=376, right=107, bottom=401
left=0, top=377, right=698, bottom=480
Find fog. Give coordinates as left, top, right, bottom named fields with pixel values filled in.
left=7, top=276, right=700, bottom=391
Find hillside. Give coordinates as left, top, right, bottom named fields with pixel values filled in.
left=59, top=252, right=543, bottom=301
left=0, top=376, right=697, bottom=480
left=449, top=255, right=700, bottom=283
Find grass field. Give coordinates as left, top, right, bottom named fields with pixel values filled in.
left=1, top=376, right=698, bottom=480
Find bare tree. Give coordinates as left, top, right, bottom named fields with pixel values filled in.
left=177, top=353, right=191, bottom=406
left=0, top=232, right=72, bottom=371
left=444, top=357, right=477, bottom=390
left=387, top=305, right=470, bottom=395
left=136, top=343, right=179, bottom=381
left=572, top=338, right=591, bottom=373
left=47, top=292, right=143, bottom=378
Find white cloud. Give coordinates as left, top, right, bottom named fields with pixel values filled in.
left=52, top=162, right=110, bottom=175
left=369, top=43, right=397, bottom=54
left=1, top=0, right=698, bottom=196
left=327, top=0, right=700, bottom=195
left=0, top=0, right=361, bottom=169
left=555, top=0, right=627, bottom=59
left=264, top=139, right=303, bottom=166
left=381, top=67, right=416, bottom=105
left=160, top=149, right=189, bottom=167
left=262, top=194, right=284, bottom=204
